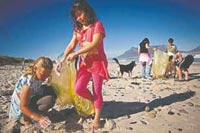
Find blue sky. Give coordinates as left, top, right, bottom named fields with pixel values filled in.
left=0, top=0, right=200, bottom=59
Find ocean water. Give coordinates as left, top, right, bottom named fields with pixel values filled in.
left=108, top=57, right=138, bottom=63
left=194, top=58, right=200, bottom=62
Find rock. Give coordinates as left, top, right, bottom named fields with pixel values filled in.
left=168, top=111, right=175, bottom=115
left=129, top=121, right=137, bottom=124
left=145, top=106, right=151, bottom=112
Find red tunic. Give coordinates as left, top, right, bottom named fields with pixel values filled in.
left=74, top=21, right=109, bottom=80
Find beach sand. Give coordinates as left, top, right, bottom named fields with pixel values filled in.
left=0, top=61, right=200, bottom=132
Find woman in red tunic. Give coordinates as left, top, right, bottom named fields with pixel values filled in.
left=56, top=0, right=109, bottom=129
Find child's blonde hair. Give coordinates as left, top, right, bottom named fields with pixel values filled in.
left=23, top=57, right=53, bottom=79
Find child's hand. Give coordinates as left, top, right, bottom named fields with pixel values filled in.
left=55, top=62, right=63, bottom=76
left=39, top=116, right=51, bottom=128
left=67, top=52, right=77, bottom=61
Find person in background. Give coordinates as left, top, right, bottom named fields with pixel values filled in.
left=165, top=38, right=178, bottom=78
left=8, top=57, right=56, bottom=131
left=56, top=0, right=109, bottom=130
left=138, top=38, right=156, bottom=80
left=174, top=51, right=194, bottom=81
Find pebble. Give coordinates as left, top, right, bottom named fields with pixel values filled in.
left=129, top=121, right=137, bottom=124
left=145, top=106, right=151, bottom=112
left=140, top=120, right=147, bottom=125
left=127, top=127, right=133, bottom=130
left=178, top=128, right=183, bottom=131
left=168, top=111, right=175, bottom=115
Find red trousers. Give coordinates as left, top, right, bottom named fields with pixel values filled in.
left=75, top=66, right=103, bottom=109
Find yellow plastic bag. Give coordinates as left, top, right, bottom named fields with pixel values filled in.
left=48, top=60, right=94, bottom=117
left=73, top=95, right=95, bottom=117
left=152, top=50, right=169, bottom=78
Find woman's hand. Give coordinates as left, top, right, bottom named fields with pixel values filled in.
left=38, top=116, right=51, bottom=128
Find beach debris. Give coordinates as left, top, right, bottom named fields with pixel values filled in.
left=104, top=119, right=116, bottom=131
left=77, top=117, right=84, bottom=124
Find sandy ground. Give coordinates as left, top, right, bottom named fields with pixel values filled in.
left=0, top=61, right=200, bottom=133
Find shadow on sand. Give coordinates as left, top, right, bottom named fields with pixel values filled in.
left=109, top=76, right=118, bottom=79
left=189, top=72, right=200, bottom=81
left=102, top=90, right=195, bottom=118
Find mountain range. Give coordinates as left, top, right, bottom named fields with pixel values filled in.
left=0, top=55, right=34, bottom=66
left=116, top=45, right=200, bottom=59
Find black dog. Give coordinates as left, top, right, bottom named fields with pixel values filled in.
left=113, top=58, right=136, bottom=78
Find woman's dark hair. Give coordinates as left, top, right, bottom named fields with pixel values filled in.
left=141, top=38, right=150, bottom=45
left=139, top=38, right=150, bottom=53
left=168, top=38, right=174, bottom=43
left=70, top=0, right=97, bottom=30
